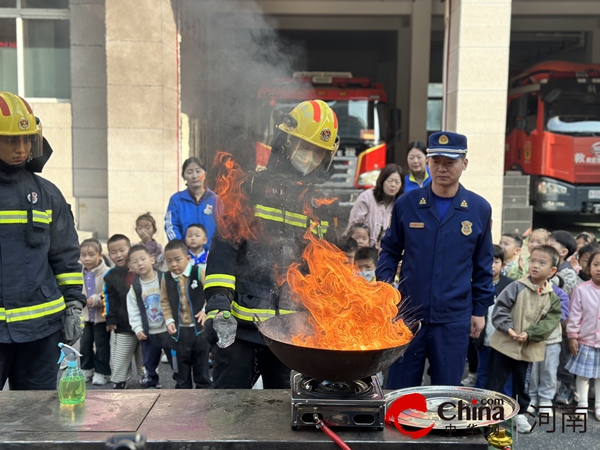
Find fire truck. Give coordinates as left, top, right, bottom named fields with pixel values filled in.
left=255, top=72, right=399, bottom=204
left=505, top=61, right=600, bottom=218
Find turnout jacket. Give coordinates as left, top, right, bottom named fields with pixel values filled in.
left=0, top=153, right=84, bottom=343
left=204, top=170, right=337, bottom=344
left=376, top=183, right=494, bottom=323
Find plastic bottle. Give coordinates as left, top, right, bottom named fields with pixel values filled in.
left=57, top=343, right=86, bottom=405
left=213, top=311, right=237, bottom=348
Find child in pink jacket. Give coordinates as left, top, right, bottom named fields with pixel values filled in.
left=566, top=249, right=600, bottom=420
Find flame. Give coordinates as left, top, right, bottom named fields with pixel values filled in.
left=312, top=197, right=338, bottom=207
left=212, top=151, right=261, bottom=243
left=287, top=228, right=412, bottom=350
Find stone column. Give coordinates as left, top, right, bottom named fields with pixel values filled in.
left=444, top=0, right=512, bottom=239
left=105, top=0, right=179, bottom=242
left=70, top=0, right=108, bottom=238
left=408, top=0, right=432, bottom=144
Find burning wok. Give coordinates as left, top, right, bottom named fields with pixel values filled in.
left=256, top=312, right=419, bottom=381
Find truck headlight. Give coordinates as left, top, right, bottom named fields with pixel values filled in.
left=537, top=181, right=567, bottom=195
left=357, top=169, right=381, bottom=187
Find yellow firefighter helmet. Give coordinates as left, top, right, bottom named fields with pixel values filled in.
left=0, top=91, right=43, bottom=159
left=278, top=100, right=339, bottom=152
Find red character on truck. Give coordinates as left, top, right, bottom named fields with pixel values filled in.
left=505, top=61, right=600, bottom=217
left=255, top=72, right=400, bottom=205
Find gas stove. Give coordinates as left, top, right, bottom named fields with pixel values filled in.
left=290, top=371, right=385, bottom=430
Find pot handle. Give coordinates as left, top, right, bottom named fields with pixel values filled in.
left=411, top=320, right=422, bottom=337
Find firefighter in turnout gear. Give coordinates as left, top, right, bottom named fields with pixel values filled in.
left=204, top=100, right=340, bottom=388
left=0, top=92, right=85, bottom=390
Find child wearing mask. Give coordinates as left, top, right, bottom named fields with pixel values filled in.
left=355, top=247, right=378, bottom=283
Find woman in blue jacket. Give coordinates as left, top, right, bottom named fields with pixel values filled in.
left=404, top=141, right=431, bottom=192
left=165, top=157, right=218, bottom=250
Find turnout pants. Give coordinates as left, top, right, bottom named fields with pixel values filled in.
left=212, top=338, right=291, bottom=389
left=80, top=321, right=111, bottom=376
left=0, top=329, right=62, bottom=390
left=385, top=320, right=471, bottom=389
left=485, top=348, right=531, bottom=413
left=171, top=326, right=211, bottom=389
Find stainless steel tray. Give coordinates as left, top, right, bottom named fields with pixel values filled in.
left=385, top=386, right=519, bottom=430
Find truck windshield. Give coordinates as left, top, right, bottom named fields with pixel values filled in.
left=258, top=100, right=385, bottom=146
left=546, top=92, right=600, bottom=135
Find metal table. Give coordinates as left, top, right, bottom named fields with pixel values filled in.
left=0, top=390, right=489, bottom=449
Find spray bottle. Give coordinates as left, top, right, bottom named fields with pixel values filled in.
left=57, top=343, right=86, bottom=405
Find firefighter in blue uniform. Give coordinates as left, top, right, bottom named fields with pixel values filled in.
left=0, top=92, right=85, bottom=390
left=376, top=131, right=494, bottom=389
left=203, top=100, right=339, bottom=389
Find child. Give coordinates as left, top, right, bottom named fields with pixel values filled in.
left=486, top=245, right=562, bottom=433
left=80, top=238, right=111, bottom=385
left=568, top=232, right=596, bottom=272
left=160, top=239, right=211, bottom=389
left=499, top=232, right=524, bottom=280
left=355, top=247, right=378, bottom=283
left=522, top=228, right=551, bottom=271
left=566, top=249, right=600, bottom=420
left=338, top=237, right=358, bottom=265
left=577, top=243, right=600, bottom=282
left=185, top=224, right=208, bottom=268
left=548, top=230, right=581, bottom=404
left=135, top=212, right=164, bottom=270
left=126, top=245, right=173, bottom=389
left=345, top=223, right=371, bottom=249
left=548, top=230, right=579, bottom=297
left=104, top=234, right=144, bottom=389
left=473, top=245, right=512, bottom=390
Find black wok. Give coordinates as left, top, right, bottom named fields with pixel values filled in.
left=256, top=312, right=419, bottom=381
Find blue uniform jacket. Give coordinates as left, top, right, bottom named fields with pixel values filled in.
left=165, top=187, right=218, bottom=250
left=376, top=183, right=494, bottom=323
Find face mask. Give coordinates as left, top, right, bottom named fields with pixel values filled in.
left=359, top=270, right=376, bottom=283
left=290, top=147, right=326, bottom=175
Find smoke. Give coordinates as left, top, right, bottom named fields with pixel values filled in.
left=177, top=0, right=305, bottom=170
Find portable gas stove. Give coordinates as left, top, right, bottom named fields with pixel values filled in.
left=290, top=371, right=385, bottom=430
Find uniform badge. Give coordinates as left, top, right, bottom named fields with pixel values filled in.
left=203, top=204, right=213, bottom=215
left=27, top=192, right=38, bottom=204
left=409, top=222, right=425, bottom=229
left=419, top=197, right=426, bottom=205
left=460, top=200, right=468, bottom=208
left=18, top=117, right=30, bottom=131
left=461, top=221, right=473, bottom=236
left=320, top=128, right=332, bottom=142
left=438, top=134, right=449, bottom=145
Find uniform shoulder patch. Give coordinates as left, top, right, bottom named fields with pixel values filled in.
left=461, top=221, right=473, bottom=236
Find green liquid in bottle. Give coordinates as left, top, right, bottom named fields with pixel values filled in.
left=58, top=372, right=86, bottom=405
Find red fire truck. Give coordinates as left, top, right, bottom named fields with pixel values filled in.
left=255, top=72, right=399, bottom=204
left=505, top=61, right=600, bottom=217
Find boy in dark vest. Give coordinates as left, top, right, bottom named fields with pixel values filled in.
left=160, top=239, right=211, bottom=388
left=126, top=245, right=173, bottom=388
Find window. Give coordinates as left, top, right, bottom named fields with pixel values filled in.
left=426, top=83, right=443, bottom=132
left=524, top=94, right=538, bottom=135
left=0, top=0, right=70, bottom=99
left=505, top=98, right=520, bottom=135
